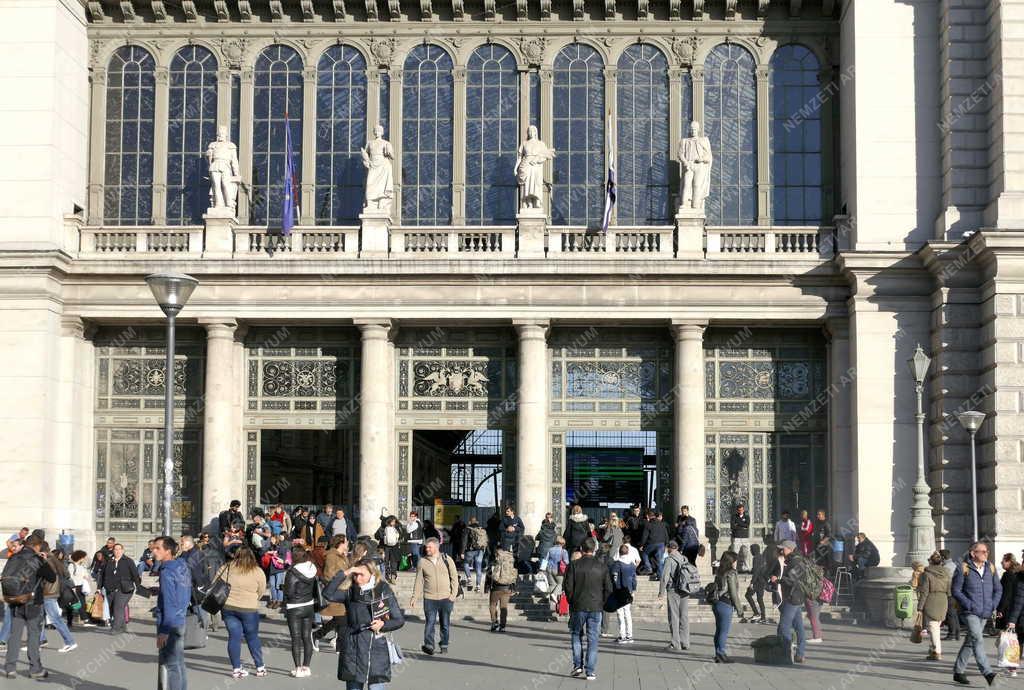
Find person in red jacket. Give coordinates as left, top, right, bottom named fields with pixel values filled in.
left=797, top=510, right=815, bottom=557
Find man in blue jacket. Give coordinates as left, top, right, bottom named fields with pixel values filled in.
left=951, top=541, right=1001, bottom=686
left=153, top=536, right=192, bottom=690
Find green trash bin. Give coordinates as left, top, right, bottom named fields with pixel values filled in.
left=894, top=585, right=916, bottom=620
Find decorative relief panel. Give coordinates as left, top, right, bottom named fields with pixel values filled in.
left=245, top=327, right=358, bottom=424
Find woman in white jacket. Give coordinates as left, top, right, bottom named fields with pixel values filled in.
left=67, top=550, right=96, bottom=628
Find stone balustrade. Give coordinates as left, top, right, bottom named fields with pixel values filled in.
left=76, top=222, right=835, bottom=261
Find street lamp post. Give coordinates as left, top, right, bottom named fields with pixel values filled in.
left=956, top=410, right=986, bottom=544
left=906, top=344, right=935, bottom=565
left=145, top=273, right=199, bottom=536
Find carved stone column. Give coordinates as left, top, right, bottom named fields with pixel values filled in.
left=389, top=69, right=404, bottom=224
left=755, top=65, right=770, bottom=226
left=356, top=319, right=395, bottom=534
left=515, top=320, right=550, bottom=535
left=452, top=66, right=467, bottom=225
left=300, top=67, right=317, bottom=226
left=691, top=65, right=705, bottom=129
left=88, top=70, right=108, bottom=225
left=671, top=321, right=707, bottom=541
left=237, top=68, right=255, bottom=225
left=152, top=67, right=169, bottom=225
left=200, top=319, right=239, bottom=526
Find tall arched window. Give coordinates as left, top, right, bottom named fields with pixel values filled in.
left=252, top=45, right=303, bottom=226
left=315, top=45, right=368, bottom=225
left=770, top=45, right=824, bottom=225
left=552, top=44, right=605, bottom=226
left=104, top=45, right=156, bottom=225
left=704, top=44, right=757, bottom=226
left=616, top=44, right=670, bottom=225
left=466, top=44, right=518, bottom=226
left=402, top=45, right=454, bottom=226
left=167, top=45, right=218, bottom=225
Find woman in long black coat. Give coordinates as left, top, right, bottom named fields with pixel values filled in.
left=324, top=558, right=405, bottom=688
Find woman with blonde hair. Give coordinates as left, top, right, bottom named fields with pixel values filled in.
left=324, top=558, right=405, bottom=690
left=917, top=551, right=951, bottom=661
left=315, top=534, right=351, bottom=650
left=214, top=546, right=268, bottom=678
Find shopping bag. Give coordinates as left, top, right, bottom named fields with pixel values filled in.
left=533, top=572, right=549, bottom=595
left=386, top=634, right=405, bottom=665
left=998, top=630, right=1021, bottom=668
left=556, top=592, right=569, bottom=616
left=400, top=554, right=410, bottom=571
left=183, top=611, right=207, bottom=650
left=910, top=612, right=924, bottom=644
left=89, top=591, right=105, bottom=620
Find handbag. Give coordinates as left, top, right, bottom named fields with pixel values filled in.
left=603, top=587, right=633, bottom=613
left=313, top=577, right=327, bottom=611
left=386, top=633, right=405, bottom=665
left=201, top=564, right=231, bottom=615
left=183, top=610, right=207, bottom=650
left=89, top=591, right=106, bottom=620
left=910, top=612, right=924, bottom=644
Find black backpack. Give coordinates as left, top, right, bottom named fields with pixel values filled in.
left=1, top=553, right=41, bottom=605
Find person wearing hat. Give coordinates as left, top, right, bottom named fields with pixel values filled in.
left=776, top=540, right=808, bottom=663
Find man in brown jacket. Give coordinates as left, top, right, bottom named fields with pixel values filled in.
left=410, top=537, right=459, bottom=656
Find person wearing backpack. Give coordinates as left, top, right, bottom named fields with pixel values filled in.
left=536, top=513, right=558, bottom=569
left=659, top=540, right=699, bottom=650
left=487, top=544, right=517, bottom=632
left=2, top=533, right=56, bottom=679
left=951, top=541, right=1001, bottom=686
left=776, top=540, right=810, bottom=663
left=710, top=550, right=741, bottom=663
left=409, top=537, right=459, bottom=655
left=379, top=516, right=403, bottom=585
left=461, top=517, right=488, bottom=592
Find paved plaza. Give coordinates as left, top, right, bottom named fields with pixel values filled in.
left=2, top=614, right=985, bottom=690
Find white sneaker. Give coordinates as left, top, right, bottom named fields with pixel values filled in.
left=58, top=644, right=78, bottom=653
left=301, top=667, right=312, bottom=678
left=290, top=668, right=300, bottom=677
left=807, top=638, right=823, bottom=645
left=231, top=668, right=249, bottom=679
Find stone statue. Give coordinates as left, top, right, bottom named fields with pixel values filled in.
left=515, top=125, right=555, bottom=211
left=678, top=120, right=713, bottom=214
left=361, top=124, right=394, bottom=212
left=206, top=125, right=240, bottom=212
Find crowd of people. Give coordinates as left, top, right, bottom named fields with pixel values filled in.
left=2, top=499, right=1023, bottom=687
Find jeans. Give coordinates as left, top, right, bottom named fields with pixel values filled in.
left=285, top=605, right=315, bottom=667
left=41, top=598, right=75, bottom=646
left=0, top=604, right=11, bottom=643
left=641, top=543, right=666, bottom=576
left=570, top=610, right=601, bottom=676
left=778, top=601, right=806, bottom=658
left=422, top=598, right=453, bottom=649
left=955, top=613, right=994, bottom=676
left=463, top=549, right=484, bottom=587
left=222, top=608, right=264, bottom=670
left=158, top=625, right=188, bottom=690
left=268, top=572, right=285, bottom=602
left=408, top=542, right=423, bottom=569
left=4, top=604, right=43, bottom=674
left=945, top=597, right=960, bottom=639
left=666, top=591, right=690, bottom=648
left=712, top=601, right=733, bottom=656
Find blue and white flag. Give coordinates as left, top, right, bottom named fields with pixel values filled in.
left=601, top=126, right=616, bottom=232
left=281, top=111, right=297, bottom=235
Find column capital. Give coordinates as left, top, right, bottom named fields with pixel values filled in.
left=513, top=319, right=550, bottom=338
left=824, top=317, right=849, bottom=341
left=61, top=315, right=91, bottom=339
left=198, top=318, right=238, bottom=339
left=670, top=320, right=707, bottom=341
left=355, top=318, right=394, bottom=338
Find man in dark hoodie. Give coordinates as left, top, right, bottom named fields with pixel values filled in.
left=624, top=505, right=645, bottom=547
left=639, top=512, right=669, bottom=578
left=563, top=538, right=613, bottom=681
left=154, top=536, right=191, bottom=690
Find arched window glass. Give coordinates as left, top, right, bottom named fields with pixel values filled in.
left=252, top=45, right=303, bottom=226
left=166, top=45, right=218, bottom=225
left=402, top=45, right=454, bottom=226
left=704, top=44, right=757, bottom=226
left=315, top=45, right=367, bottom=225
left=552, top=44, right=605, bottom=226
left=104, top=45, right=156, bottom=225
left=466, top=44, right=519, bottom=226
left=616, top=44, right=670, bottom=225
left=770, top=45, right=824, bottom=225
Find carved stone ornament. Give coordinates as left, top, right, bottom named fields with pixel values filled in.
left=672, top=35, right=699, bottom=65
left=221, top=38, right=248, bottom=69
left=369, top=37, right=396, bottom=67
left=520, top=37, right=545, bottom=66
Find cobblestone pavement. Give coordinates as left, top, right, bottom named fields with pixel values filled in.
left=0, top=613, right=1004, bottom=689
